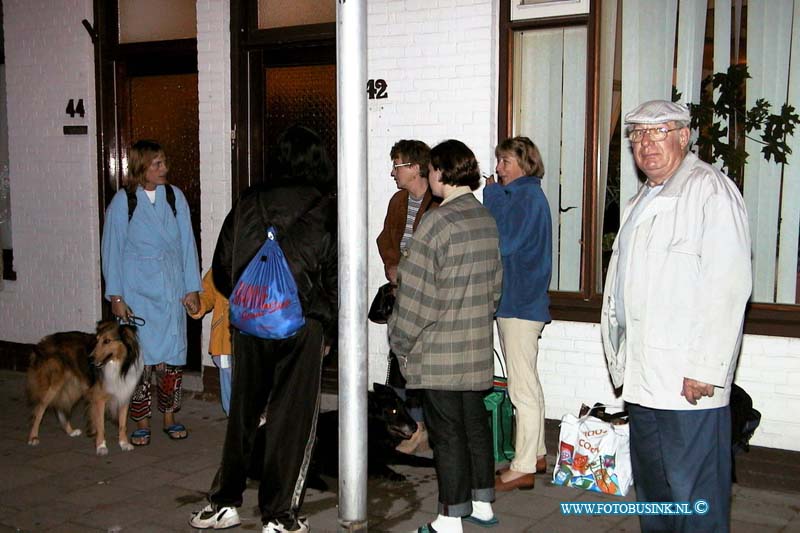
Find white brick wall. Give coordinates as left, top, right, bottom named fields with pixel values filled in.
left=535, top=323, right=800, bottom=451
left=196, top=0, right=232, bottom=367
left=0, top=0, right=102, bottom=341
left=367, top=0, right=499, bottom=388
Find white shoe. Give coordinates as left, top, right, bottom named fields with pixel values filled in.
left=189, top=504, right=241, bottom=529
left=262, top=516, right=309, bottom=532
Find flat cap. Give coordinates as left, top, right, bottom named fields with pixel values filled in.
left=624, top=100, right=690, bottom=125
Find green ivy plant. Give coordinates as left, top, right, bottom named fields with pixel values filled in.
left=680, top=64, right=800, bottom=189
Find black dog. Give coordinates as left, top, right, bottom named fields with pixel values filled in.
left=247, top=383, right=434, bottom=489
left=730, top=383, right=761, bottom=482
left=305, top=383, right=434, bottom=490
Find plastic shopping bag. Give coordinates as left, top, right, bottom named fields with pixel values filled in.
left=229, top=226, right=305, bottom=339
left=553, top=407, right=632, bottom=496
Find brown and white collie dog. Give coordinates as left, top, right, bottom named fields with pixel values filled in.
left=26, top=320, right=143, bottom=456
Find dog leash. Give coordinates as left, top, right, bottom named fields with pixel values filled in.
left=119, top=315, right=146, bottom=327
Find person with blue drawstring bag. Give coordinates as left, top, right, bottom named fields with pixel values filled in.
left=190, top=126, right=337, bottom=533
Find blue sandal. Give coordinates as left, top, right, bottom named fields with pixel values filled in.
left=163, top=423, right=188, bottom=440
left=130, top=428, right=151, bottom=446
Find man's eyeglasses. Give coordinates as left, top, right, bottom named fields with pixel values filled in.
left=392, top=162, right=412, bottom=170
left=627, top=127, right=681, bottom=143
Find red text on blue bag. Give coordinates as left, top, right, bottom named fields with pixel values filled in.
left=229, top=227, right=305, bottom=339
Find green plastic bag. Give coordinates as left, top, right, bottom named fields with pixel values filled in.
left=484, top=377, right=515, bottom=463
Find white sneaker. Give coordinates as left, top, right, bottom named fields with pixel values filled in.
left=189, top=504, right=241, bottom=529
left=262, top=516, right=309, bottom=532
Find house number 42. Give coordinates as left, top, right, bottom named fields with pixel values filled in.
left=367, top=79, right=388, bottom=99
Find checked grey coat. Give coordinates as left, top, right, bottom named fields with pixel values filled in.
left=388, top=188, right=503, bottom=391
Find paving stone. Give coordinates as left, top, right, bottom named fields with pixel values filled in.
left=0, top=476, right=83, bottom=508
left=783, top=515, right=800, bottom=533
left=27, top=449, right=96, bottom=472
left=527, top=510, right=623, bottom=532
left=3, top=500, right=91, bottom=531
left=58, top=481, right=136, bottom=507
left=0, top=463, right=51, bottom=491
left=170, top=464, right=219, bottom=491
left=105, top=464, right=185, bottom=491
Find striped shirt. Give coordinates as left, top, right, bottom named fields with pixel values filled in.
left=400, top=194, right=423, bottom=253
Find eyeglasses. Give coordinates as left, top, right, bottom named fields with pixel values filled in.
left=392, top=162, right=412, bottom=170
left=627, top=127, right=681, bottom=143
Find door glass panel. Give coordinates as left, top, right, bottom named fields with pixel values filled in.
left=127, top=73, right=202, bottom=369
left=119, top=0, right=196, bottom=43
left=512, top=27, right=587, bottom=292
left=264, top=65, right=337, bottom=174
left=258, top=0, right=335, bottom=29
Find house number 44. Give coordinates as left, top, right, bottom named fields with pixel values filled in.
left=65, top=99, right=86, bottom=118
left=367, top=79, right=388, bottom=99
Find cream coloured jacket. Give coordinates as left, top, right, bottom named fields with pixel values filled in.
left=601, top=153, right=752, bottom=410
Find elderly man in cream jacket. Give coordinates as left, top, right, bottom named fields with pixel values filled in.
left=601, top=100, right=752, bottom=533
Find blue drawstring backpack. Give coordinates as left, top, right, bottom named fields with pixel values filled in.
left=229, top=226, right=305, bottom=339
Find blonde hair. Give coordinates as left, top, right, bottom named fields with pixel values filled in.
left=495, top=136, right=545, bottom=178
left=126, top=140, right=166, bottom=193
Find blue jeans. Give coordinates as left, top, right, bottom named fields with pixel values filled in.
left=212, top=355, right=233, bottom=416
left=628, top=403, right=731, bottom=533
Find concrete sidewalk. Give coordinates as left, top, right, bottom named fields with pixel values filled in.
left=0, top=369, right=798, bottom=532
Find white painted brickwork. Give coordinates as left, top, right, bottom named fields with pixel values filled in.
left=366, top=0, right=498, bottom=387
left=536, top=323, right=800, bottom=451
left=196, top=0, right=232, bottom=367
left=0, top=0, right=101, bottom=342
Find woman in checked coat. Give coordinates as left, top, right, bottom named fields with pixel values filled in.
left=389, top=139, right=503, bottom=533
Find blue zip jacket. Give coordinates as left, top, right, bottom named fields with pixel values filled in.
left=483, top=176, right=552, bottom=322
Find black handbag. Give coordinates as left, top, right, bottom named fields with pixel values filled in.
left=368, top=282, right=396, bottom=324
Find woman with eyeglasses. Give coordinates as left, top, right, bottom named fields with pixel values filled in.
left=389, top=139, right=502, bottom=533
left=376, top=139, right=439, bottom=455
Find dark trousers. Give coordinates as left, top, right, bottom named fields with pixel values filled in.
left=388, top=351, right=423, bottom=422
left=628, top=403, right=732, bottom=533
left=422, top=389, right=495, bottom=517
left=209, top=320, right=324, bottom=527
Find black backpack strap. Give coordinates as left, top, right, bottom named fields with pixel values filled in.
left=165, top=183, right=177, bottom=218
left=126, top=185, right=177, bottom=222
left=126, top=189, right=137, bottom=222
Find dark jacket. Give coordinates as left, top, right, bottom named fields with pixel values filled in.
left=212, top=183, right=337, bottom=340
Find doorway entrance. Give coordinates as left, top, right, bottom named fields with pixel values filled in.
left=231, top=1, right=337, bottom=386
left=117, top=55, right=202, bottom=370
left=94, top=11, right=203, bottom=370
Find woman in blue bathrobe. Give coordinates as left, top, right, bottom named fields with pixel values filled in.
left=101, top=140, right=201, bottom=446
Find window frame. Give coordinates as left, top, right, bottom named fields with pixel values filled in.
left=230, top=0, right=335, bottom=196
left=498, top=0, right=601, bottom=323
left=497, top=0, right=800, bottom=337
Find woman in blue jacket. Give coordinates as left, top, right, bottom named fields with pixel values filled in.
left=101, top=139, right=201, bottom=446
left=484, top=136, right=552, bottom=491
